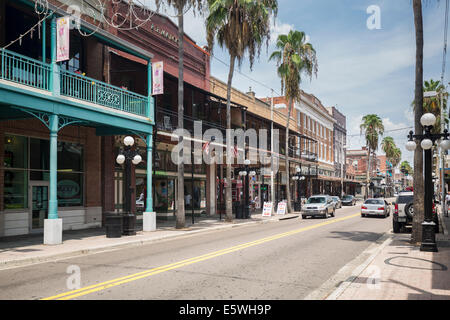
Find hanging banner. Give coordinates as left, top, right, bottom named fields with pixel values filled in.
left=56, top=16, right=70, bottom=62
left=152, top=61, right=164, bottom=95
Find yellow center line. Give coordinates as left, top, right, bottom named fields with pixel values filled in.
left=42, top=212, right=360, bottom=300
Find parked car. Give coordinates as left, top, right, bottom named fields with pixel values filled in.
left=341, top=195, right=356, bottom=206
left=361, top=198, right=391, bottom=218
left=393, top=191, right=439, bottom=233
left=330, top=196, right=342, bottom=209
left=302, top=195, right=335, bottom=219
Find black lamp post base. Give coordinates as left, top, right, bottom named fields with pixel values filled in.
left=420, top=222, right=438, bottom=252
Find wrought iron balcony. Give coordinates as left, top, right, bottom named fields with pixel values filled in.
left=0, top=49, right=149, bottom=118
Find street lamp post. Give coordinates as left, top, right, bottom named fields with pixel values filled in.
left=238, top=159, right=256, bottom=219
left=292, top=166, right=306, bottom=212
left=405, top=113, right=450, bottom=252
left=116, top=136, right=142, bottom=236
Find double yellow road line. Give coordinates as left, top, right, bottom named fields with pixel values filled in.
left=42, top=212, right=360, bottom=300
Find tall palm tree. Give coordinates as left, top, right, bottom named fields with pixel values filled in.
left=156, top=0, right=204, bottom=229
left=360, top=114, right=384, bottom=199
left=381, top=136, right=397, bottom=195
left=269, top=30, right=318, bottom=213
left=411, top=0, right=425, bottom=244
left=206, top=0, right=278, bottom=221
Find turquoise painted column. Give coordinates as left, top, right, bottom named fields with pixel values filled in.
left=147, top=60, right=153, bottom=119
left=146, top=133, right=153, bottom=213
left=48, top=114, right=59, bottom=219
left=42, top=18, right=46, bottom=63
left=49, top=16, right=60, bottom=95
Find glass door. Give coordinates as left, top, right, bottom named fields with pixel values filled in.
left=29, top=183, right=49, bottom=230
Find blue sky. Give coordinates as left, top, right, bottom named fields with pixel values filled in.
left=148, top=0, right=449, bottom=166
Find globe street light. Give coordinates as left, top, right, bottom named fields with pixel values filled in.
left=116, top=136, right=142, bottom=236
left=405, top=113, right=450, bottom=252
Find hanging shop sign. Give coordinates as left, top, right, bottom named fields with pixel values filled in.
left=152, top=61, right=164, bottom=95
left=56, top=16, right=70, bottom=62
left=276, top=201, right=287, bottom=215
left=262, top=202, right=273, bottom=217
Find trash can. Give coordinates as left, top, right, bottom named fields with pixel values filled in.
left=105, top=212, right=122, bottom=238
left=294, top=201, right=302, bottom=212
left=234, top=202, right=243, bottom=219
left=122, top=213, right=136, bottom=236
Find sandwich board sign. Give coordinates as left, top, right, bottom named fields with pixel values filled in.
left=276, top=201, right=287, bottom=215
left=262, top=202, right=273, bottom=217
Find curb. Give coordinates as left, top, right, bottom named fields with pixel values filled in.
left=438, top=208, right=449, bottom=236
left=0, top=214, right=293, bottom=270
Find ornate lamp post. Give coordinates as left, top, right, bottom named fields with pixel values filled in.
left=238, top=159, right=256, bottom=219
left=405, top=113, right=450, bottom=252
left=116, top=136, right=142, bottom=236
left=292, top=166, right=306, bottom=212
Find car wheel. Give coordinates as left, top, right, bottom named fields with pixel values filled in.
left=302, top=215, right=307, bottom=219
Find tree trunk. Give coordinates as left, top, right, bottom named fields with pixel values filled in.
left=411, top=0, right=424, bottom=245
left=225, top=55, right=236, bottom=222
left=176, top=9, right=185, bottom=229
left=285, top=98, right=293, bottom=213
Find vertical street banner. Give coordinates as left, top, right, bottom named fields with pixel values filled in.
left=56, top=17, right=70, bottom=62
left=152, top=61, right=164, bottom=95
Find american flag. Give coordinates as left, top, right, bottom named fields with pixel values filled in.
left=232, top=145, right=238, bottom=157
left=202, top=141, right=210, bottom=155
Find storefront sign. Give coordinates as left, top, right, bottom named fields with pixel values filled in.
left=152, top=61, right=164, bottom=95
left=276, top=202, right=287, bottom=215
left=56, top=16, right=70, bottom=62
left=150, top=24, right=179, bottom=44
left=57, top=180, right=80, bottom=198
left=262, top=202, right=273, bottom=217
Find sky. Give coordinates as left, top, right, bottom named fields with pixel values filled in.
left=144, top=0, right=449, bottom=167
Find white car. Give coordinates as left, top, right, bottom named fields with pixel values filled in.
left=302, top=195, right=335, bottom=219
left=361, top=198, right=391, bottom=218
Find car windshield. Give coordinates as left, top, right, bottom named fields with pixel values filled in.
left=307, top=197, right=326, bottom=204
left=342, top=196, right=352, bottom=200
left=332, top=197, right=339, bottom=200
left=365, top=199, right=384, bottom=205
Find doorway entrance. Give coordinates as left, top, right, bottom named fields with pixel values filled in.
left=29, top=182, right=49, bottom=231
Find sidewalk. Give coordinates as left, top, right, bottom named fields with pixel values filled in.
left=0, top=212, right=299, bottom=270
left=329, top=208, right=450, bottom=300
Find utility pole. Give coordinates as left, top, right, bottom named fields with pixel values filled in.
left=270, top=90, right=275, bottom=213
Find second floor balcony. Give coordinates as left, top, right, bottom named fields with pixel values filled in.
left=0, top=49, right=150, bottom=118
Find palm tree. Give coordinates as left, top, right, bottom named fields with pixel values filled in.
left=360, top=114, right=384, bottom=199
left=269, top=30, right=318, bottom=213
left=381, top=136, right=397, bottom=195
left=206, top=0, right=278, bottom=221
left=156, top=0, right=204, bottom=229
left=411, top=0, right=424, bottom=244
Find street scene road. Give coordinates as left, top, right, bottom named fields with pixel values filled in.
left=0, top=202, right=392, bottom=300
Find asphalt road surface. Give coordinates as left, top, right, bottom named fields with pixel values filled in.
left=0, top=201, right=392, bottom=300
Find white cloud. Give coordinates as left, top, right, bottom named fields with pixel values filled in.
left=270, top=17, right=295, bottom=44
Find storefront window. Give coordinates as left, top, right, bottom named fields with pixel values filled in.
left=4, top=170, right=28, bottom=209
left=153, top=178, right=175, bottom=213
left=3, top=135, right=84, bottom=209
left=4, top=135, right=28, bottom=209
left=184, top=180, right=206, bottom=210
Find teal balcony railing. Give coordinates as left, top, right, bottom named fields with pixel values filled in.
left=60, top=70, right=148, bottom=117
left=0, top=49, right=149, bottom=118
left=0, top=49, right=50, bottom=91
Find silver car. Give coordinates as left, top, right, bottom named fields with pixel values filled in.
left=302, top=195, right=335, bottom=219
left=330, top=196, right=342, bottom=209
left=361, top=198, right=391, bottom=218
